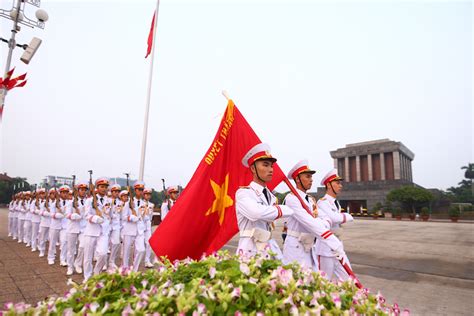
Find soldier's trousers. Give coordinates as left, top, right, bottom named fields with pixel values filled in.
left=67, top=232, right=79, bottom=270
left=318, top=254, right=351, bottom=282
left=8, top=216, right=13, bottom=236
left=144, top=229, right=153, bottom=264
left=11, top=217, right=18, bottom=239
left=17, top=219, right=25, bottom=242
left=83, top=235, right=98, bottom=281
left=122, top=234, right=145, bottom=271
left=38, top=226, right=49, bottom=254
left=74, top=233, right=85, bottom=270
left=48, top=228, right=61, bottom=262
left=24, top=220, right=32, bottom=244
left=59, top=229, right=68, bottom=263
left=93, top=233, right=109, bottom=275
left=108, top=229, right=121, bottom=268
left=31, top=222, right=40, bottom=250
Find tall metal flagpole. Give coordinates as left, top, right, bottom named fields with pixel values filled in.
left=138, top=0, right=160, bottom=181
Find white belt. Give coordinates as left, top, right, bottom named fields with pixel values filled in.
left=287, top=230, right=315, bottom=252
left=240, top=228, right=272, bottom=252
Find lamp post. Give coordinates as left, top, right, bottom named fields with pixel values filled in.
left=0, top=0, right=48, bottom=105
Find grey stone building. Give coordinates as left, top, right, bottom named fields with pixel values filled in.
left=315, top=139, right=416, bottom=212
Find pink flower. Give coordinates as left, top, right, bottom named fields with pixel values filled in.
left=197, top=303, right=206, bottom=313
left=402, top=309, right=410, bottom=316
left=235, top=312, right=242, bottom=316
left=239, top=263, right=250, bottom=276
left=209, top=266, right=217, bottom=279
left=231, top=287, right=241, bottom=298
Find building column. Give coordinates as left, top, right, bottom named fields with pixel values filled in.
left=380, top=153, right=386, bottom=180
left=345, top=157, right=350, bottom=182
left=368, top=154, right=373, bottom=181
left=393, top=151, right=401, bottom=180
left=356, top=155, right=361, bottom=182
left=403, top=155, right=408, bottom=180
left=409, top=159, right=413, bottom=182
left=334, top=158, right=338, bottom=168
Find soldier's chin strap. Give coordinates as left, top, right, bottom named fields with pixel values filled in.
left=297, top=174, right=309, bottom=192
left=253, top=162, right=266, bottom=183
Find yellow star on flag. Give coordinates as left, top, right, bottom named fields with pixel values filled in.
left=205, top=173, right=234, bottom=225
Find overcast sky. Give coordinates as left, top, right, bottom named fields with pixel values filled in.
left=0, top=0, right=472, bottom=191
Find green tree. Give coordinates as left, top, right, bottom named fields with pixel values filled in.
left=447, top=163, right=474, bottom=203
left=387, top=186, right=434, bottom=214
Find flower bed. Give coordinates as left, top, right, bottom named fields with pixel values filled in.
left=2, top=251, right=407, bottom=315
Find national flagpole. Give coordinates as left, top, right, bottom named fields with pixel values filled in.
left=139, top=0, right=160, bottom=181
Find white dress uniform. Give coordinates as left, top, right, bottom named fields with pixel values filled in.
left=11, top=200, right=19, bottom=240
left=108, top=196, right=122, bottom=269
left=23, top=198, right=32, bottom=246
left=143, top=191, right=155, bottom=266
left=8, top=200, right=15, bottom=237
left=65, top=197, right=84, bottom=274
left=38, top=195, right=53, bottom=257
left=73, top=195, right=88, bottom=273
left=47, top=198, right=64, bottom=264
left=236, top=143, right=295, bottom=258
left=17, top=199, right=26, bottom=243
left=83, top=189, right=110, bottom=281
left=59, top=197, right=72, bottom=266
left=31, top=196, right=43, bottom=252
left=314, top=169, right=354, bottom=282
left=160, top=199, right=174, bottom=221
left=121, top=194, right=146, bottom=271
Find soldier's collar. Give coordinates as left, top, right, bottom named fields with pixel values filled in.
left=324, top=193, right=336, bottom=203
left=250, top=181, right=267, bottom=195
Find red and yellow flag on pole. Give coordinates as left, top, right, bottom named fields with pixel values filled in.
left=149, top=100, right=286, bottom=261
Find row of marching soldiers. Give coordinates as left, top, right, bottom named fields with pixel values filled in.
left=7, top=178, right=179, bottom=282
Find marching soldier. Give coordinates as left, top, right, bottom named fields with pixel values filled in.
left=73, top=182, right=89, bottom=274
left=283, top=160, right=345, bottom=271
left=314, top=169, right=354, bottom=281
left=143, top=188, right=155, bottom=268
left=30, top=188, right=45, bottom=252
left=235, top=143, right=294, bottom=258
left=48, top=186, right=68, bottom=265
left=38, top=189, right=54, bottom=257
left=83, top=177, right=109, bottom=281
left=161, top=186, right=178, bottom=221
left=108, top=184, right=122, bottom=269
left=11, top=193, right=19, bottom=240
left=17, top=192, right=26, bottom=243
left=120, top=189, right=145, bottom=271
left=23, top=191, right=33, bottom=246
left=7, top=194, right=16, bottom=238
left=65, top=184, right=84, bottom=275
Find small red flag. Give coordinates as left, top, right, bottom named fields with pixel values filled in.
left=149, top=100, right=286, bottom=261
left=14, top=80, right=27, bottom=88
left=0, top=105, right=3, bottom=121
left=145, top=12, right=156, bottom=58
left=1, top=68, right=15, bottom=88
left=13, top=73, right=27, bottom=81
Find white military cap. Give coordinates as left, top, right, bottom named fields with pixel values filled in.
left=167, top=186, right=178, bottom=195
left=287, top=160, right=316, bottom=179
left=110, top=184, right=121, bottom=191
left=119, top=190, right=129, bottom=196
left=134, top=181, right=145, bottom=190
left=241, top=143, right=277, bottom=168
left=144, top=188, right=153, bottom=194
left=320, top=168, right=344, bottom=186
left=59, top=185, right=71, bottom=193
left=37, top=188, right=46, bottom=193
left=95, top=177, right=110, bottom=186
left=76, top=182, right=89, bottom=189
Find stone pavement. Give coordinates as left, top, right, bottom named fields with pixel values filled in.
left=1, top=208, right=474, bottom=315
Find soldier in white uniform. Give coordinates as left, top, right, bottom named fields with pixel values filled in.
left=17, top=192, right=26, bottom=243
left=314, top=169, right=354, bottom=282
left=48, top=186, right=67, bottom=265
left=65, top=184, right=85, bottom=275
left=38, top=189, right=54, bottom=257
left=235, top=143, right=294, bottom=258
left=23, top=191, right=33, bottom=246
left=30, top=189, right=44, bottom=252
left=143, top=188, right=155, bottom=268
left=108, top=184, right=122, bottom=270
left=59, top=186, right=72, bottom=266
left=283, top=160, right=345, bottom=271
left=160, top=186, right=178, bottom=221
left=8, top=195, right=16, bottom=238
left=82, top=178, right=110, bottom=281
left=73, top=182, right=89, bottom=274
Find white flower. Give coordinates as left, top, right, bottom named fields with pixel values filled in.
left=209, top=266, right=216, bottom=279
left=239, top=263, right=250, bottom=275
left=231, top=287, right=241, bottom=298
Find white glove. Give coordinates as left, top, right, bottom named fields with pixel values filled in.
left=144, top=215, right=151, bottom=222
left=343, top=213, right=354, bottom=223
left=34, top=209, right=41, bottom=215
left=54, top=213, right=64, bottom=219
left=42, top=211, right=50, bottom=217
left=332, top=246, right=347, bottom=265
left=71, top=213, right=82, bottom=221
left=91, top=215, right=104, bottom=224
left=129, top=215, right=139, bottom=223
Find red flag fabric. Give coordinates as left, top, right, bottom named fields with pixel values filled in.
left=13, top=73, right=27, bottom=81
left=0, top=105, right=3, bottom=121
left=14, top=80, right=27, bottom=88
left=1, top=68, right=15, bottom=88
left=145, top=12, right=156, bottom=58
left=150, top=100, right=286, bottom=261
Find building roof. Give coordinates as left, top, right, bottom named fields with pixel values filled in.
left=0, top=173, right=13, bottom=182
left=330, top=139, right=415, bottom=160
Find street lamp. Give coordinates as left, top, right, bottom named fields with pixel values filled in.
left=0, top=0, right=48, bottom=105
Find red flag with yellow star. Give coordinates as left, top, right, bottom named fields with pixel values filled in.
left=149, top=100, right=286, bottom=261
